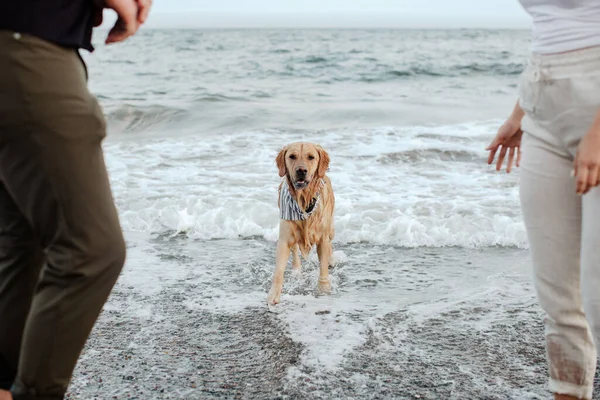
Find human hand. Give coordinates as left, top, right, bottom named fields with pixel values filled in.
left=486, top=118, right=523, bottom=173
left=102, top=0, right=151, bottom=44
left=574, top=128, right=600, bottom=195
left=0, top=389, right=13, bottom=400
left=94, top=0, right=152, bottom=40
left=136, top=0, right=153, bottom=24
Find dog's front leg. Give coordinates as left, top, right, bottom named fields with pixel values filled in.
left=292, top=245, right=302, bottom=272
left=317, top=238, right=332, bottom=294
left=267, top=222, right=293, bottom=305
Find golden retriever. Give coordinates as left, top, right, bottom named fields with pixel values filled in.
left=267, top=142, right=335, bottom=305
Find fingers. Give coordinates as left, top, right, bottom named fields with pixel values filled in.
left=485, top=138, right=498, bottom=152
left=588, top=165, right=600, bottom=193
left=576, top=166, right=589, bottom=195
left=487, top=126, right=522, bottom=172
left=506, top=147, right=516, bottom=173
left=105, top=0, right=139, bottom=44
left=487, top=145, right=499, bottom=165
left=578, top=164, right=600, bottom=195
left=496, top=146, right=508, bottom=171
left=106, top=18, right=137, bottom=44
left=137, top=0, right=152, bottom=24
left=486, top=136, right=501, bottom=165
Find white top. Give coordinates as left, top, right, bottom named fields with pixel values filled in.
left=519, top=0, right=600, bottom=54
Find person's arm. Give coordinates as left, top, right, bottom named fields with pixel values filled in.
left=507, top=99, right=524, bottom=124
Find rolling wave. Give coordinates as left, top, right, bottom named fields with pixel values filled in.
left=105, top=105, right=190, bottom=133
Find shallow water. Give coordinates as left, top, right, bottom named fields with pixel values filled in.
left=68, top=235, right=600, bottom=399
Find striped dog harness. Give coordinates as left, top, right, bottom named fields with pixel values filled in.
left=279, top=179, right=324, bottom=221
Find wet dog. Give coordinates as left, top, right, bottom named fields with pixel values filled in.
left=267, top=142, right=335, bottom=305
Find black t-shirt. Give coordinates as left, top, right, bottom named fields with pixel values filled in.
left=0, top=0, right=96, bottom=51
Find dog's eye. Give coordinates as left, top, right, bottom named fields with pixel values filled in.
left=289, top=155, right=297, bottom=160
left=308, top=155, right=315, bottom=160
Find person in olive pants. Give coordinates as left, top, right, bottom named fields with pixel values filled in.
left=0, top=0, right=151, bottom=399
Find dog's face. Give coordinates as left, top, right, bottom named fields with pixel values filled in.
left=276, top=142, right=330, bottom=190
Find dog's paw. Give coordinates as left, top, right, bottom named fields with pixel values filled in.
left=267, top=286, right=282, bottom=305
left=318, top=277, right=332, bottom=294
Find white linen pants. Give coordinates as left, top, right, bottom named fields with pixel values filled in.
left=519, top=46, right=600, bottom=399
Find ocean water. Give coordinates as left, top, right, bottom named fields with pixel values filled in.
left=67, top=29, right=599, bottom=399
left=86, top=28, right=529, bottom=248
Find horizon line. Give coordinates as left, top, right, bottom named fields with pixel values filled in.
left=98, top=10, right=531, bottom=30
left=125, top=26, right=531, bottom=30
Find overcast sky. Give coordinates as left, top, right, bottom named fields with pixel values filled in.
left=104, top=0, right=532, bottom=29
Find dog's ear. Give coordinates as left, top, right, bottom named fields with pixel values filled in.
left=316, top=145, right=330, bottom=178
left=276, top=146, right=288, bottom=177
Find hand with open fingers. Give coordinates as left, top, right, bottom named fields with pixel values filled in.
left=574, top=130, right=600, bottom=195
left=103, top=0, right=140, bottom=44
left=486, top=118, right=523, bottom=173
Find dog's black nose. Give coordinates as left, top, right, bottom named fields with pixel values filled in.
left=296, top=168, right=307, bottom=178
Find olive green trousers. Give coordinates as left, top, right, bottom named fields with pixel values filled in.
left=0, top=31, right=125, bottom=400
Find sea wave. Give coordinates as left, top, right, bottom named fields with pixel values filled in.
left=116, top=201, right=527, bottom=248
left=354, top=63, right=524, bottom=82
left=104, top=120, right=523, bottom=249
left=378, top=149, right=481, bottom=164
left=105, top=105, right=190, bottom=133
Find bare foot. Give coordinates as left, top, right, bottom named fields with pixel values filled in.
left=0, top=390, right=13, bottom=400
left=318, top=277, right=331, bottom=294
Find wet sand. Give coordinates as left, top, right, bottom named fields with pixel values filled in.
left=66, top=234, right=600, bottom=399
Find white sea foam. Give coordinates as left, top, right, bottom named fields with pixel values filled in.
left=105, top=121, right=527, bottom=248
